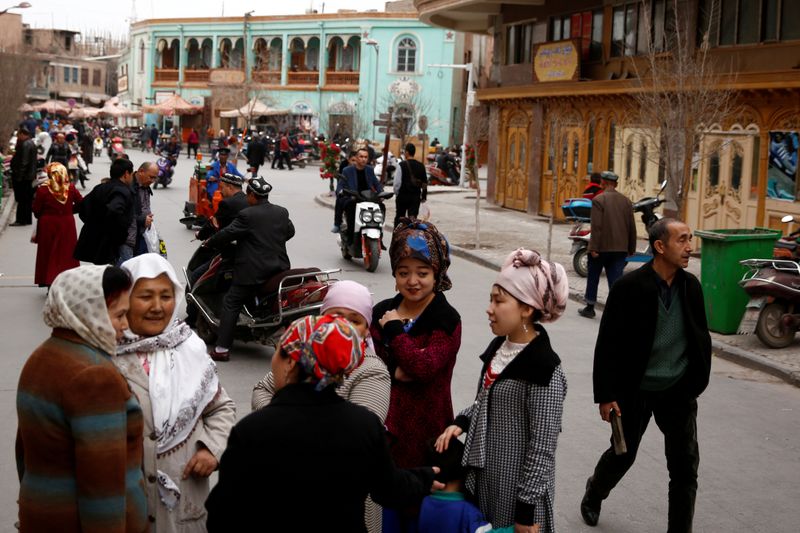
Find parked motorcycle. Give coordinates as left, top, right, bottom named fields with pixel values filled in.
left=108, top=136, right=125, bottom=161
left=154, top=156, right=174, bottom=189
left=738, top=258, right=800, bottom=348
left=625, top=180, right=668, bottom=265
left=426, top=152, right=460, bottom=186
left=338, top=188, right=393, bottom=272
left=560, top=197, right=592, bottom=277
left=183, top=245, right=340, bottom=346
left=290, top=151, right=308, bottom=169
left=772, top=215, right=800, bottom=260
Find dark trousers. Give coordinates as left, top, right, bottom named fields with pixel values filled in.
left=271, top=148, right=281, bottom=169
left=12, top=180, right=33, bottom=224
left=585, top=251, right=627, bottom=305
left=217, top=283, right=259, bottom=350
left=587, top=386, right=699, bottom=533
left=394, top=193, right=421, bottom=228
left=187, top=143, right=198, bottom=158
left=279, top=151, right=293, bottom=170
left=334, top=196, right=347, bottom=227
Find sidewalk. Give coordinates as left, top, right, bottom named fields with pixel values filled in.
left=316, top=183, right=800, bottom=388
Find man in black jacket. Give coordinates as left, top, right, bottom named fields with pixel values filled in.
left=580, top=218, right=711, bottom=533
left=74, top=158, right=135, bottom=266
left=205, top=177, right=295, bottom=361
left=9, top=127, right=37, bottom=226
left=246, top=133, right=267, bottom=174
left=393, top=143, right=428, bottom=227
left=45, top=132, right=71, bottom=166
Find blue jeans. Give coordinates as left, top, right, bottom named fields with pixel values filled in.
left=584, top=251, right=627, bottom=305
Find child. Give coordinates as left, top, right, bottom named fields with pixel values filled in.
left=419, top=439, right=513, bottom=533
left=436, top=248, right=569, bottom=533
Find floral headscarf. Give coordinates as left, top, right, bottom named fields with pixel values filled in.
left=495, top=248, right=569, bottom=323
left=389, top=217, right=452, bottom=292
left=279, top=315, right=365, bottom=391
left=44, top=162, right=70, bottom=204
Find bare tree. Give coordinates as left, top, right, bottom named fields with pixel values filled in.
left=381, top=90, right=434, bottom=149
left=628, top=0, right=737, bottom=217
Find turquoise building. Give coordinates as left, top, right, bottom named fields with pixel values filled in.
left=117, top=10, right=460, bottom=145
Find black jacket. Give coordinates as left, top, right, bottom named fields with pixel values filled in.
left=46, top=142, right=70, bottom=166
left=196, top=191, right=248, bottom=241
left=592, top=261, right=712, bottom=403
left=205, top=383, right=435, bottom=533
left=205, top=199, right=295, bottom=285
left=74, top=179, right=134, bottom=265
left=398, top=159, right=428, bottom=199
left=10, top=139, right=36, bottom=182
left=246, top=140, right=266, bottom=166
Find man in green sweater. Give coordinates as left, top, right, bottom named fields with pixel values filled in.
left=580, top=218, right=712, bottom=533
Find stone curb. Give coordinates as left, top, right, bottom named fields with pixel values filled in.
left=314, top=192, right=800, bottom=389
left=0, top=195, right=16, bottom=238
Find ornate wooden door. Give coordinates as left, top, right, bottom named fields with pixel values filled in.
left=697, top=135, right=755, bottom=230
left=497, top=109, right=530, bottom=211
left=552, top=127, right=582, bottom=220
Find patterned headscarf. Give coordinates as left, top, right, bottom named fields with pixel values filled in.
left=44, top=162, right=70, bottom=204
left=494, top=248, right=569, bottom=323
left=389, top=217, right=452, bottom=292
left=43, top=265, right=118, bottom=355
left=278, top=315, right=365, bottom=390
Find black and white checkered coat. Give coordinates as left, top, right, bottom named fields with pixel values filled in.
left=454, top=326, right=567, bottom=531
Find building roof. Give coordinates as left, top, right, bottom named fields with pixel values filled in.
left=131, top=11, right=421, bottom=29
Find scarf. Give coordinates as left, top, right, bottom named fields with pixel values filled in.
left=390, top=218, right=452, bottom=292
left=44, top=162, right=70, bottom=204
left=495, top=248, right=569, bottom=323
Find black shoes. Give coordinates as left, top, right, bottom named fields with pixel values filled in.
left=578, top=305, right=596, bottom=319
left=580, top=478, right=601, bottom=526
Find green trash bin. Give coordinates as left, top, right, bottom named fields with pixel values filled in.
left=695, top=228, right=782, bottom=334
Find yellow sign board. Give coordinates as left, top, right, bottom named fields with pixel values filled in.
left=533, top=40, right=579, bottom=83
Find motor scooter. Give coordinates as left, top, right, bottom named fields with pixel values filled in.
left=108, top=136, right=125, bottom=161
left=738, top=258, right=800, bottom=348
left=625, top=180, right=668, bottom=265
left=183, top=245, right=340, bottom=346
left=93, top=137, right=104, bottom=157
left=290, top=151, right=308, bottom=169
left=338, top=188, right=393, bottom=272
left=426, top=153, right=460, bottom=186
left=772, top=215, right=800, bottom=260
left=154, top=156, right=174, bottom=189
left=560, top=197, right=592, bottom=277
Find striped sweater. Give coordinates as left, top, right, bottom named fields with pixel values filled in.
left=16, top=328, right=148, bottom=533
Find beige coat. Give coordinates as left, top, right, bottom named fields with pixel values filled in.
left=588, top=188, right=637, bottom=255
left=115, top=354, right=236, bottom=533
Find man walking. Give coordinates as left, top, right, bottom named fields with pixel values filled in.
left=278, top=132, right=293, bottom=170
left=205, top=177, right=295, bottom=361
left=578, top=171, right=637, bottom=318
left=9, top=126, right=37, bottom=226
left=127, top=162, right=158, bottom=256
left=74, top=158, right=136, bottom=266
left=393, top=143, right=428, bottom=227
left=580, top=218, right=711, bottom=533
left=246, top=133, right=267, bottom=175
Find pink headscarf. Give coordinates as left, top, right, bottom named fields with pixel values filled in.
left=321, top=280, right=374, bottom=327
left=494, top=248, right=569, bottom=323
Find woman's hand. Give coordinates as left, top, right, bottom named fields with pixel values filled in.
left=430, top=466, right=445, bottom=492
left=394, top=366, right=413, bottom=382
left=378, top=309, right=402, bottom=327
left=182, top=447, right=218, bottom=479
left=434, top=425, right=463, bottom=453
left=514, top=523, right=540, bottom=533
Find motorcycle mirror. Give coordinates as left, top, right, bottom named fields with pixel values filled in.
left=781, top=215, right=795, bottom=223
left=659, top=180, right=667, bottom=192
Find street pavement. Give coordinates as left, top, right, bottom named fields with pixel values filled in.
left=0, top=151, right=798, bottom=532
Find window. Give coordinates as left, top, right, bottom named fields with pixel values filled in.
left=550, top=10, right=602, bottom=61
left=139, top=40, right=145, bottom=72
left=708, top=147, right=721, bottom=188
left=63, top=66, right=69, bottom=83
left=639, top=142, right=648, bottom=183
left=608, top=120, right=616, bottom=170
left=767, top=131, right=799, bottom=200
left=587, top=120, right=595, bottom=173
left=612, top=1, right=672, bottom=57
left=81, top=67, right=88, bottom=85
left=625, top=141, right=634, bottom=179
left=72, top=67, right=78, bottom=83
left=701, top=0, right=800, bottom=46
left=93, top=69, right=101, bottom=87
left=505, top=23, right=538, bottom=65
left=396, top=38, right=416, bottom=72
left=48, top=66, right=54, bottom=83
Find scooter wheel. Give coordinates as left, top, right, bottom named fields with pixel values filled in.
left=364, top=238, right=380, bottom=272
left=756, top=302, right=796, bottom=348
left=573, top=248, right=589, bottom=278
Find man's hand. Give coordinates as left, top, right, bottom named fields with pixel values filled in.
left=182, top=447, right=218, bottom=479
left=590, top=250, right=599, bottom=258
left=514, top=524, right=540, bottom=533
left=599, top=401, right=620, bottom=422
left=144, top=214, right=154, bottom=229
left=210, top=216, right=219, bottom=229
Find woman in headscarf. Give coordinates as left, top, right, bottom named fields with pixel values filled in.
left=206, top=315, right=440, bottom=532
left=436, top=249, right=569, bottom=533
left=371, top=218, right=462, bottom=472
left=16, top=265, right=149, bottom=533
left=251, top=279, right=391, bottom=533
left=32, top=162, right=82, bottom=288
left=115, top=253, right=236, bottom=532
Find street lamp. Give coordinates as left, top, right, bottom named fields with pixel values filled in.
left=0, top=2, right=31, bottom=15
left=364, top=38, right=379, bottom=139
left=428, top=62, right=475, bottom=187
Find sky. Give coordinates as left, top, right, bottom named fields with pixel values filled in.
left=13, top=0, right=391, bottom=37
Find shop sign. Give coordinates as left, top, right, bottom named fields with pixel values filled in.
left=188, top=95, right=204, bottom=107
left=533, top=40, right=579, bottom=83
left=291, top=101, right=314, bottom=115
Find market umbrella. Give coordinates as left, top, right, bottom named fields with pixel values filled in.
left=18, top=103, right=34, bottom=113
left=220, top=98, right=288, bottom=119
left=33, top=99, right=72, bottom=115
left=98, top=102, right=127, bottom=118
left=116, top=103, right=143, bottom=118
left=69, top=106, right=102, bottom=119
left=142, top=94, right=202, bottom=116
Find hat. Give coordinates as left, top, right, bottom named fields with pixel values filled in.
left=600, top=170, right=619, bottom=182
left=220, top=173, right=243, bottom=187
left=321, top=280, right=374, bottom=327
left=494, top=248, right=569, bottom=323
left=217, top=147, right=230, bottom=155
left=248, top=176, right=272, bottom=197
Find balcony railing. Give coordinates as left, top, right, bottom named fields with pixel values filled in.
left=154, top=68, right=179, bottom=83
left=287, top=70, right=319, bottom=85
left=252, top=70, right=281, bottom=84
left=326, top=71, right=360, bottom=86
left=184, top=69, right=210, bottom=83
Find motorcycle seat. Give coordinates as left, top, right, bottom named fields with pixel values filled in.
left=258, top=267, right=321, bottom=298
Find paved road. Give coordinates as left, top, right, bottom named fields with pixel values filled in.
left=0, top=150, right=798, bottom=532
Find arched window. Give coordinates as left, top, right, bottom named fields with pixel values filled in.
left=139, top=40, right=145, bottom=72
left=708, top=145, right=721, bottom=188
left=396, top=37, right=417, bottom=72
left=639, top=142, right=647, bottom=183
left=607, top=119, right=616, bottom=171
left=625, top=140, right=633, bottom=180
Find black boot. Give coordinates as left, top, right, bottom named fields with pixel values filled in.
left=580, top=478, right=601, bottom=526
left=578, top=304, right=596, bottom=318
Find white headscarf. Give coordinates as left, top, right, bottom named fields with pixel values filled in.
left=43, top=265, right=118, bottom=355
left=116, top=254, right=220, bottom=508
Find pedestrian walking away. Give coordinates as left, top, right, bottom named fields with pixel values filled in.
left=187, top=128, right=200, bottom=158
left=206, top=314, right=440, bottom=532
left=579, top=171, right=637, bottom=319
left=437, top=248, right=569, bottom=532
left=9, top=126, right=37, bottom=226
left=394, top=143, right=429, bottom=227
left=128, top=162, right=158, bottom=256
left=32, top=163, right=82, bottom=287
left=16, top=265, right=149, bottom=533
left=580, top=218, right=712, bottom=532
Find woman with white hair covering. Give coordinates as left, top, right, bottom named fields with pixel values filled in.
left=436, top=249, right=569, bottom=533
left=115, top=253, right=236, bottom=532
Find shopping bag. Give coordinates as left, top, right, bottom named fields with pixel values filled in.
left=143, top=224, right=168, bottom=258
left=418, top=202, right=432, bottom=222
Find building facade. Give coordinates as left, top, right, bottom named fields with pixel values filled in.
left=416, top=0, right=800, bottom=238
left=119, top=10, right=459, bottom=145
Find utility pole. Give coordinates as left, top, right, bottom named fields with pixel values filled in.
left=364, top=38, right=379, bottom=139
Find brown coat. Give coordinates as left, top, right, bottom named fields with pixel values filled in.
left=588, top=188, right=637, bottom=254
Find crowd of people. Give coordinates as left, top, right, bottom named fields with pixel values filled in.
left=8, top=119, right=712, bottom=533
